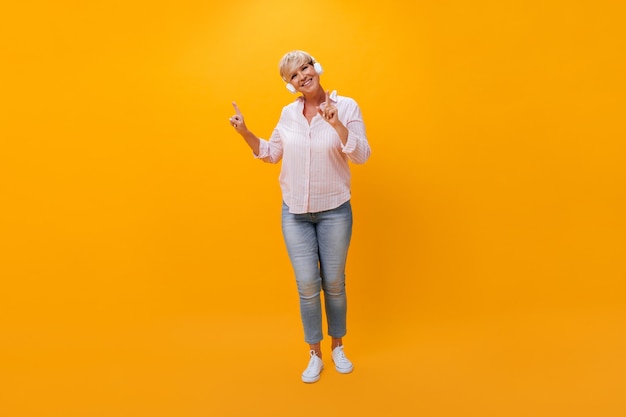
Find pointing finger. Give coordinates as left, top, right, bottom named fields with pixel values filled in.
left=232, top=101, right=242, bottom=116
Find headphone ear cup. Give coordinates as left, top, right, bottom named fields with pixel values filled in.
left=286, top=83, right=297, bottom=94
left=314, top=62, right=324, bottom=75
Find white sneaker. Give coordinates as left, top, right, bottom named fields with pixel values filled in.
left=302, top=350, right=324, bottom=383
left=331, top=345, right=353, bottom=374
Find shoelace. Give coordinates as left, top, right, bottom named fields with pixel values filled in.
left=333, top=347, right=350, bottom=365
left=305, top=350, right=321, bottom=372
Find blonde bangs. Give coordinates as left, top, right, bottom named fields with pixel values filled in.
left=279, top=50, right=314, bottom=81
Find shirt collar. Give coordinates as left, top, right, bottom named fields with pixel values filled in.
left=296, top=90, right=338, bottom=103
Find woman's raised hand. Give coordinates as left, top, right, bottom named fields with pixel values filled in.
left=229, top=101, right=247, bottom=132
left=317, top=90, right=338, bottom=126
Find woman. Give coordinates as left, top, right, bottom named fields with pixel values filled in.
left=229, top=50, right=371, bottom=383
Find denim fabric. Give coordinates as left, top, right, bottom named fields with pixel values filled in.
left=281, top=200, right=353, bottom=344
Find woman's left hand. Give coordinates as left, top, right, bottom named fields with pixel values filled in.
left=317, top=90, right=340, bottom=127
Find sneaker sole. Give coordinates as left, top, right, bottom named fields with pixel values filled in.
left=334, top=364, right=353, bottom=374
left=302, top=368, right=323, bottom=383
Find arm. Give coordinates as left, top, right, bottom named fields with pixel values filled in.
left=318, top=93, right=371, bottom=164
left=230, top=101, right=283, bottom=162
left=317, top=91, right=348, bottom=145
left=340, top=103, right=371, bottom=165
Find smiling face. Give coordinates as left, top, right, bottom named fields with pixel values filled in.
left=285, top=62, right=319, bottom=94
left=279, top=50, right=322, bottom=95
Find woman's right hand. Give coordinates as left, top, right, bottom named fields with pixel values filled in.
left=229, top=101, right=260, bottom=155
left=229, top=101, right=247, bottom=133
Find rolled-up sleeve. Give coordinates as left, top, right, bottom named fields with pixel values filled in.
left=340, top=98, right=371, bottom=164
left=255, top=127, right=283, bottom=163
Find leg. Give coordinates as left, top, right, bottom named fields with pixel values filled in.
left=331, top=337, right=343, bottom=350
left=281, top=202, right=323, bottom=345
left=317, top=200, right=353, bottom=340
left=308, top=342, right=322, bottom=358
left=317, top=201, right=355, bottom=374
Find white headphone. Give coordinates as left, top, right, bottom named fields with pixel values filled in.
left=286, top=62, right=324, bottom=94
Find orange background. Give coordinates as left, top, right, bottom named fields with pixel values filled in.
left=1, top=0, right=625, bottom=416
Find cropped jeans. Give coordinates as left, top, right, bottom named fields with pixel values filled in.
left=281, top=200, right=353, bottom=344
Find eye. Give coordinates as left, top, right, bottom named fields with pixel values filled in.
left=302, top=65, right=309, bottom=70
left=290, top=74, right=297, bottom=80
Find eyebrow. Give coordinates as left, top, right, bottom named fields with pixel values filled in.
left=289, top=63, right=308, bottom=77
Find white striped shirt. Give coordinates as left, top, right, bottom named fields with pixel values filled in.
left=256, top=91, right=371, bottom=214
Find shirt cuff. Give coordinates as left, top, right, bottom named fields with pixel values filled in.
left=254, top=140, right=270, bottom=159
left=341, top=132, right=357, bottom=154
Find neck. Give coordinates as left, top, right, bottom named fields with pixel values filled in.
left=303, top=86, right=326, bottom=106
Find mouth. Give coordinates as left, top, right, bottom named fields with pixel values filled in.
left=301, top=78, right=313, bottom=88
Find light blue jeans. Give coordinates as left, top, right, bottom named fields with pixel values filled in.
left=281, top=200, right=353, bottom=344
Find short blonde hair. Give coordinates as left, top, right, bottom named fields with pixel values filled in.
left=279, top=50, right=316, bottom=82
